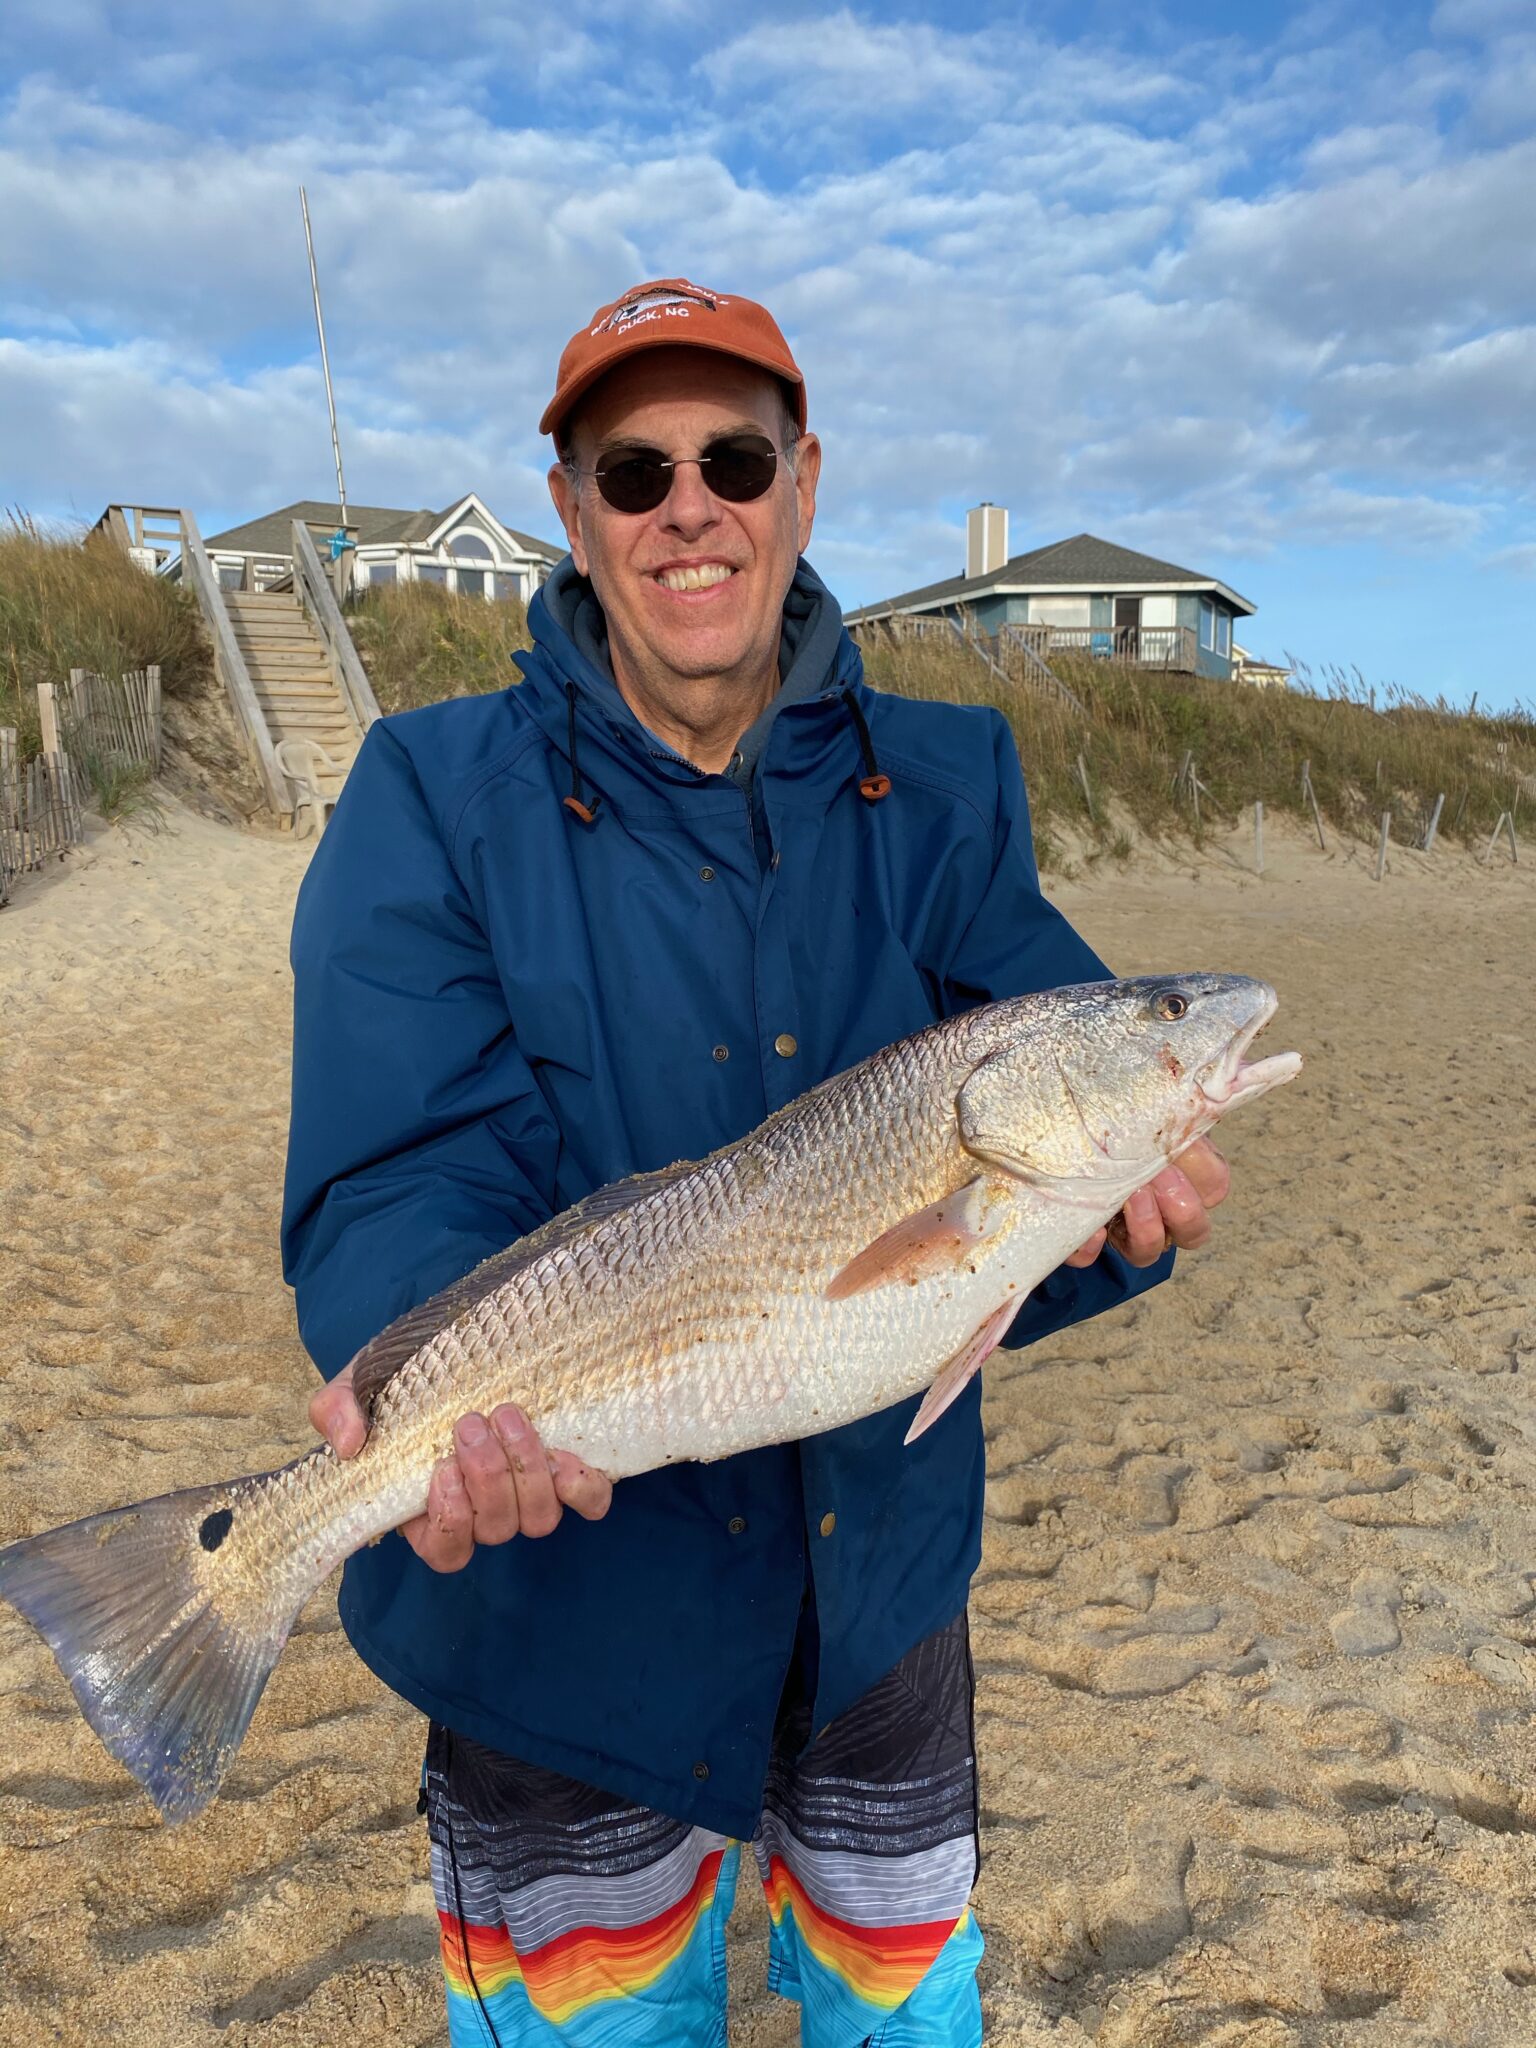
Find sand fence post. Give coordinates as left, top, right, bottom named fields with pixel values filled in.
left=1253, top=801, right=1264, bottom=874
left=1300, top=759, right=1326, bottom=850
left=0, top=726, right=16, bottom=900
left=1483, top=811, right=1519, bottom=865
left=1420, top=792, right=1445, bottom=854
left=1375, top=811, right=1390, bottom=882
left=37, top=682, right=61, bottom=761
left=1075, top=751, right=1096, bottom=825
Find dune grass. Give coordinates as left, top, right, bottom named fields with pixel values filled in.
left=347, top=581, right=532, bottom=715
left=2, top=519, right=1527, bottom=867
left=0, top=515, right=211, bottom=760
left=856, top=631, right=1532, bottom=865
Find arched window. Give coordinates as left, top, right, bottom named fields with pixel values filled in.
left=448, top=532, right=494, bottom=561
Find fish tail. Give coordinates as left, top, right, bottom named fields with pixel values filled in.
left=0, top=1480, right=307, bottom=1824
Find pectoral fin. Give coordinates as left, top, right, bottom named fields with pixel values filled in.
left=904, top=1297, right=1023, bottom=1444
left=825, top=1177, right=993, bottom=1301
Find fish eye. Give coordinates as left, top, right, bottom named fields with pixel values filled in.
left=1153, top=989, right=1189, bottom=1022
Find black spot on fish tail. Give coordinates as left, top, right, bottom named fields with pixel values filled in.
left=199, top=1509, right=233, bottom=1553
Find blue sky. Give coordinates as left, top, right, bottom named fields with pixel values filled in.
left=2, top=0, right=1533, bottom=709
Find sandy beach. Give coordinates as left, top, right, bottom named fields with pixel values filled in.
left=0, top=799, right=1531, bottom=2047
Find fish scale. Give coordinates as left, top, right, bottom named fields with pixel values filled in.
left=0, top=975, right=1300, bottom=1820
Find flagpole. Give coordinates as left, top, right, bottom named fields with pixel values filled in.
left=299, top=185, right=348, bottom=531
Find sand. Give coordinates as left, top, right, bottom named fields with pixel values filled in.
left=0, top=798, right=1531, bottom=2047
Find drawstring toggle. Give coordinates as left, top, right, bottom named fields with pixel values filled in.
left=562, top=682, right=602, bottom=825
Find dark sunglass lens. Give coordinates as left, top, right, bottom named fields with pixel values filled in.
left=703, top=436, right=778, bottom=502
left=596, top=452, right=672, bottom=514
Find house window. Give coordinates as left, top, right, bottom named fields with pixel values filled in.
left=448, top=532, right=494, bottom=561
left=1141, top=595, right=1177, bottom=628
left=367, top=561, right=397, bottom=588
left=1030, top=597, right=1092, bottom=629
left=493, top=571, right=526, bottom=603
left=455, top=568, right=488, bottom=599
left=1200, top=600, right=1215, bottom=651
left=418, top=563, right=448, bottom=585
left=217, top=562, right=243, bottom=590
left=1216, top=611, right=1231, bottom=657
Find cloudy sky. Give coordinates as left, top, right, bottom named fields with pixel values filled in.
left=2, top=0, right=1532, bottom=708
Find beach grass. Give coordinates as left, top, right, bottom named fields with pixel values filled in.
left=856, top=632, right=1532, bottom=859
left=347, top=581, right=532, bottom=715
left=2, top=520, right=1528, bottom=862
left=0, top=515, right=211, bottom=759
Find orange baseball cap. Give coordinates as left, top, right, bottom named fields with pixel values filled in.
left=540, top=278, right=807, bottom=443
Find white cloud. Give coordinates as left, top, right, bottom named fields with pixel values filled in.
left=0, top=0, right=1531, bottom=623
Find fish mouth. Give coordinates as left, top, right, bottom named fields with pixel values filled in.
left=1197, top=989, right=1303, bottom=1110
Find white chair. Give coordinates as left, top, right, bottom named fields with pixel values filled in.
left=275, top=737, right=345, bottom=839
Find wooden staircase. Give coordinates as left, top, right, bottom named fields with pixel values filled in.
left=226, top=590, right=361, bottom=792
left=93, top=507, right=381, bottom=818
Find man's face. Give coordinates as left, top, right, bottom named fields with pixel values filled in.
left=548, top=347, right=821, bottom=692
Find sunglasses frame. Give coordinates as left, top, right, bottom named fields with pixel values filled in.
left=567, top=432, right=795, bottom=515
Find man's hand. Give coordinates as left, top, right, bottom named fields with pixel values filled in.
left=309, top=1365, right=614, bottom=1573
left=1063, top=1137, right=1231, bottom=1271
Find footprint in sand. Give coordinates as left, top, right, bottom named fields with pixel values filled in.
left=1329, top=1570, right=1403, bottom=1657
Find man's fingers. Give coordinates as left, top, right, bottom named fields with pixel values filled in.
left=493, top=1406, right=563, bottom=1539
left=548, top=1449, right=614, bottom=1522
left=1112, top=1186, right=1168, bottom=1266
left=1064, top=1228, right=1107, bottom=1269
left=454, top=1413, right=521, bottom=1546
left=1174, top=1137, right=1230, bottom=1210
left=1149, top=1165, right=1214, bottom=1250
left=406, top=1460, right=475, bottom=1572
left=310, top=1364, right=368, bottom=1460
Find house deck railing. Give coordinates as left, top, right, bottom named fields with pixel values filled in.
left=1010, top=623, right=1199, bottom=671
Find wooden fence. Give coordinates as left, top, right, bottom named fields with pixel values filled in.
left=43, top=665, right=163, bottom=774
left=0, top=667, right=162, bottom=903
left=0, top=728, right=85, bottom=901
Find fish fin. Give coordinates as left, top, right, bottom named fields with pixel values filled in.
left=0, top=1479, right=307, bottom=1824
left=904, top=1297, right=1023, bottom=1445
left=825, top=1177, right=991, bottom=1301
left=350, top=1157, right=705, bottom=1414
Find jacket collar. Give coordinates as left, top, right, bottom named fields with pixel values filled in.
left=512, top=557, right=867, bottom=817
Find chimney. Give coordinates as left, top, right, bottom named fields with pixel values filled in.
left=966, top=503, right=1008, bottom=580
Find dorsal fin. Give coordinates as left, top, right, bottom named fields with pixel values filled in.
left=346, top=1156, right=702, bottom=1418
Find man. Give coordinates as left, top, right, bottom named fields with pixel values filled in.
left=283, top=278, right=1229, bottom=2046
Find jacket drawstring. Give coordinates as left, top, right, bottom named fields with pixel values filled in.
left=562, top=681, right=601, bottom=824
left=841, top=690, right=892, bottom=801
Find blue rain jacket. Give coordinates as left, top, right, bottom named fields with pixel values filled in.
left=282, top=558, right=1171, bottom=1838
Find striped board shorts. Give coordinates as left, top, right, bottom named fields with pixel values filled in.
left=422, top=1612, right=983, bottom=2046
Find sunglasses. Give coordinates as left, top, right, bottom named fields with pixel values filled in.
left=572, top=432, right=789, bottom=515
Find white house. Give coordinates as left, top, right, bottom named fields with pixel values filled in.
left=200, top=493, right=564, bottom=603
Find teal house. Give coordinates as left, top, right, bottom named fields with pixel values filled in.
left=845, top=509, right=1256, bottom=680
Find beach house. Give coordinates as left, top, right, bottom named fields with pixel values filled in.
left=845, top=509, right=1256, bottom=680
left=200, top=493, right=564, bottom=603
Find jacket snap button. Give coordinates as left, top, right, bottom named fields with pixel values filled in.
left=819, top=1511, right=836, bottom=1538
left=699, top=865, right=715, bottom=882
left=727, top=1516, right=747, bottom=1535
left=712, top=1045, right=729, bottom=1063
left=693, top=1760, right=710, bottom=1780
left=774, top=1033, right=798, bottom=1058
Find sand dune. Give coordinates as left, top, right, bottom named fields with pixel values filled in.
left=0, top=800, right=1530, bottom=2046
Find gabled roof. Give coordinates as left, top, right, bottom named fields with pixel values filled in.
left=203, top=497, right=564, bottom=564
left=845, top=531, right=1255, bottom=623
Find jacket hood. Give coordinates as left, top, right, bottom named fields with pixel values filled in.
left=514, top=555, right=866, bottom=811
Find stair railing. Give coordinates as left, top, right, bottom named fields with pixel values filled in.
left=292, top=520, right=382, bottom=738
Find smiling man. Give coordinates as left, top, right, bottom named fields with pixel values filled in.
left=283, top=277, right=1229, bottom=2047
